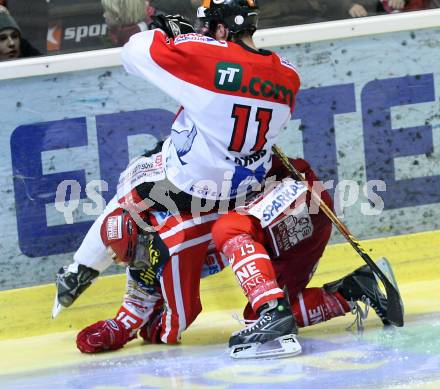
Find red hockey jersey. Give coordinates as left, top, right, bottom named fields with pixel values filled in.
left=122, top=30, right=300, bottom=200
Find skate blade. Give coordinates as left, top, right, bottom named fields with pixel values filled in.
left=230, top=334, right=302, bottom=359
left=375, top=257, right=399, bottom=291
left=51, top=293, right=64, bottom=319
left=375, top=257, right=404, bottom=316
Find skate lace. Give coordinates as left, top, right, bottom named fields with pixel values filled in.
left=347, top=296, right=370, bottom=332
left=231, top=312, right=268, bottom=335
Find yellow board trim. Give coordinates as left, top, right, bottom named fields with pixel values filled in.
left=0, top=229, right=439, bottom=341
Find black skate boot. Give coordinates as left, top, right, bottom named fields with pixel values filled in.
left=52, top=264, right=99, bottom=318
left=324, top=264, right=390, bottom=328
left=229, top=296, right=301, bottom=359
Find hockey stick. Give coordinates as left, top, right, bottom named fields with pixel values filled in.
left=272, top=145, right=404, bottom=327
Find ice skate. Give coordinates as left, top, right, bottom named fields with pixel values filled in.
left=52, top=263, right=99, bottom=318
left=324, top=258, right=402, bottom=329
left=229, top=296, right=302, bottom=359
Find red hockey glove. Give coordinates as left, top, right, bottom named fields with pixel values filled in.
left=139, top=308, right=163, bottom=344
left=76, top=319, right=134, bottom=353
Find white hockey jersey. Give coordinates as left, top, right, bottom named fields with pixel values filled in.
left=122, top=30, right=300, bottom=200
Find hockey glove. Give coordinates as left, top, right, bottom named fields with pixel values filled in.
left=76, top=319, right=135, bottom=353
left=150, top=14, right=194, bottom=38
left=139, top=307, right=164, bottom=344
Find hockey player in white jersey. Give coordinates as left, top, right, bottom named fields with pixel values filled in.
left=120, top=0, right=300, bottom=202
left=53, top=0, right=301, bottom=338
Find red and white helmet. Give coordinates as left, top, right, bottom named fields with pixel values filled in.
left=100, top=207, right=138, bottom=265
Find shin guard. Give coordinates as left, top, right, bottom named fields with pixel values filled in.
left=222, top=234, right=284, bottom=312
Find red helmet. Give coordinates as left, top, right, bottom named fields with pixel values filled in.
left=100, top=208, right=138, bottom=264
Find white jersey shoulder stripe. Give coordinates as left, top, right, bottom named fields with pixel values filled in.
left=278, top=55, right=300, bottom=78
left=174, top=33, right=228, bottom=47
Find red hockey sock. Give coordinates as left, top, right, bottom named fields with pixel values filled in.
left=115, top=305, right=145, bottom=330
left=292, top=288, right=350, bottom=327
left=222, top=234, right=284, bottom=312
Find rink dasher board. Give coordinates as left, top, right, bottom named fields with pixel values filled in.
left=0, top=12, right=439, bottom=290
left=1, top=9, right=440, bottom=80
left=1, top=229, right=439, bottom=340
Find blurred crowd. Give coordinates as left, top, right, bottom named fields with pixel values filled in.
left=101, top=0, right=200, bottom=46
left=98, top=0, right=440, bottom=42
left=258, top=0, right=440, bottom=28
left=0, top=0, right=439, bottom=62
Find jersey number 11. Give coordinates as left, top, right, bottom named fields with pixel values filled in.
left=228, top=104, right=273, bottom=153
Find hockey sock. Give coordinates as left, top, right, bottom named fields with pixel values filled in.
left=115, top=305, right=145, bottom=330
left=222, top=233, right=284, bottom=312
left=292, top=288, right=350, bottom=327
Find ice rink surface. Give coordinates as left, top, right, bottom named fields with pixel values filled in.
left=1, top=231, right=439, bottom=388
left=2, top=309, right=440, bottom=389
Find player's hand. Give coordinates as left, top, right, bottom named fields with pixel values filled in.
left=349, top=4, right=368, bottom=17
left=139, top=309, right=163, bottom=344
left=387, top=0, right=405, bottom=10
left=76, top=319, right=134, bottom=353
left=150, top=14, right=195, bottom=38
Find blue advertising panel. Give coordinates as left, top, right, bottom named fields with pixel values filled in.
left=1, top=27, right=439, bottom=289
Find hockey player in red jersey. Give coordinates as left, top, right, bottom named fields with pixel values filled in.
left=76, top=156, right=397, bottom=358
left=210, top=156, right=397, bottom=358
left=76, top=205, right=223, bottom=350
left=53, top=0, right=302, bottom=320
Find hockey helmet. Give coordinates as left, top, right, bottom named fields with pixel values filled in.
left=100, top=207, right=138, bottom=265
left=197, top=0, right=259, bottom=36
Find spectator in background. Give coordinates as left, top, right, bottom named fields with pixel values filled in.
left=101, top=0, right=198, bottom=47
left=102, top=0, right=158, bottom=46
left=0, top=5, right=40, bottom=60
left=346, top=0, right=427, bottom=18
left=380, top=0, right=426, bottom=12
left=346, top=1, right=375, bottom=17
left=258, top=0, right=358, bottom=27
left=6, top=0, right=47, bottom=55
left=256, top=0, right=431, bottom=26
